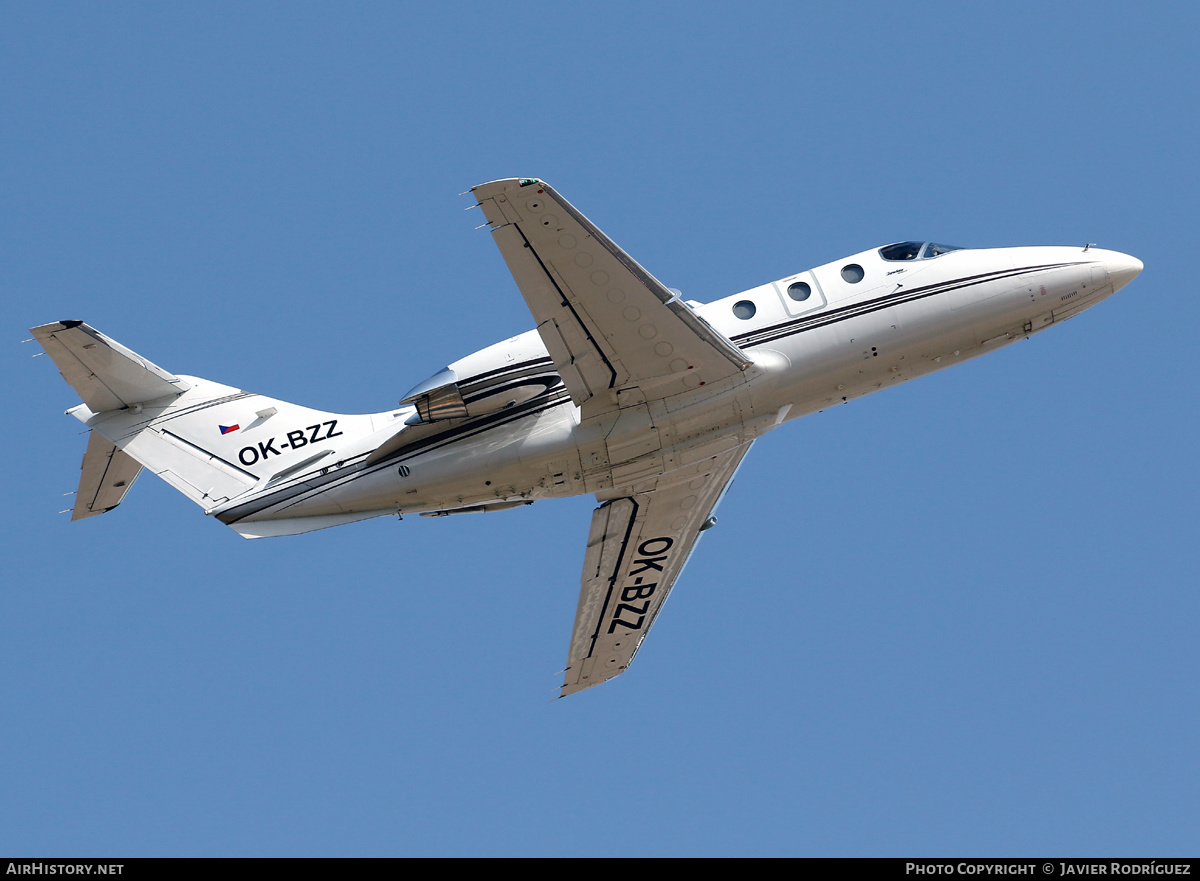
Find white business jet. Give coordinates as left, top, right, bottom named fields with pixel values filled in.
left=32, top=178, right=1142, bottom=696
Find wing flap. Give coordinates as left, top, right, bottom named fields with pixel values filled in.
left=473, top=179, right=750, bottom=412
left=562, top=442, right=753, bottom=696
left=537, top=317, right=599, bottom=405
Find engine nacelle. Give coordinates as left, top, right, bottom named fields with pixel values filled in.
left=399, top=367, right=557, bottom=424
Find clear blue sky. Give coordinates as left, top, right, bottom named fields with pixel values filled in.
left=3, top=1, right=1197, bottom=856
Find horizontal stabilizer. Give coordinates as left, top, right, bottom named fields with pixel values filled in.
left=31, top=321, right=189, bottom=412
left=73, top=431, right=143, bottom=520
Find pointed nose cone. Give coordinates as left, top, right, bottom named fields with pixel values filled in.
left=1106, top=252, right=1143, bottom=292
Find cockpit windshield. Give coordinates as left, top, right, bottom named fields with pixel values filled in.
left=879, top=241, right=965, bottom=261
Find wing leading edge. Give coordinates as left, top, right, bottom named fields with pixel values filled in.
left=562, top=442, right=753, bottom=697
left=472, top=178, right=751, bottom=414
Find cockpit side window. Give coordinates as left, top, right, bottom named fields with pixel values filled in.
left=880, top=241, right=924, bottom=261
left=880, top=241, right=966, bottom=261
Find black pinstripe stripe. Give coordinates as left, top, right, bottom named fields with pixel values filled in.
left=513, top=222, right=620, bottom=391
left=583, top=497, right=640, bottom=662
left=732, top=263, right=1077, bottom=348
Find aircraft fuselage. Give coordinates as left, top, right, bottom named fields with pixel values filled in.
left=211, top=242, right=1141, bottom=534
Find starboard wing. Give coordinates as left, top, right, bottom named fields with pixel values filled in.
left=561, top=441, right=753, bottom=696
left=472, top=179, right=751, bottom=414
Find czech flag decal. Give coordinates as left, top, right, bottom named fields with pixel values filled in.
left=219, top=424, right=240, bottom=435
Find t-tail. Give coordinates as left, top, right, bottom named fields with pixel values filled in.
left=31, top=321, right=390, bottom=538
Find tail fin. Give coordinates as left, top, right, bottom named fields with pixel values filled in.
left=34, top=321, right=379, bottom=517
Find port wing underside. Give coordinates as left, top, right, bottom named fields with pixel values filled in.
left=563, top=441, right=752, bottom=696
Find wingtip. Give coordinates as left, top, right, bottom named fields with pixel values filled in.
left=470, top=177, right=545, bottom=194
left=30, top=320, right=83, bottom=336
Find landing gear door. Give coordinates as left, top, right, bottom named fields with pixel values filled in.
left=773, top=271, right=826, bottom=318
